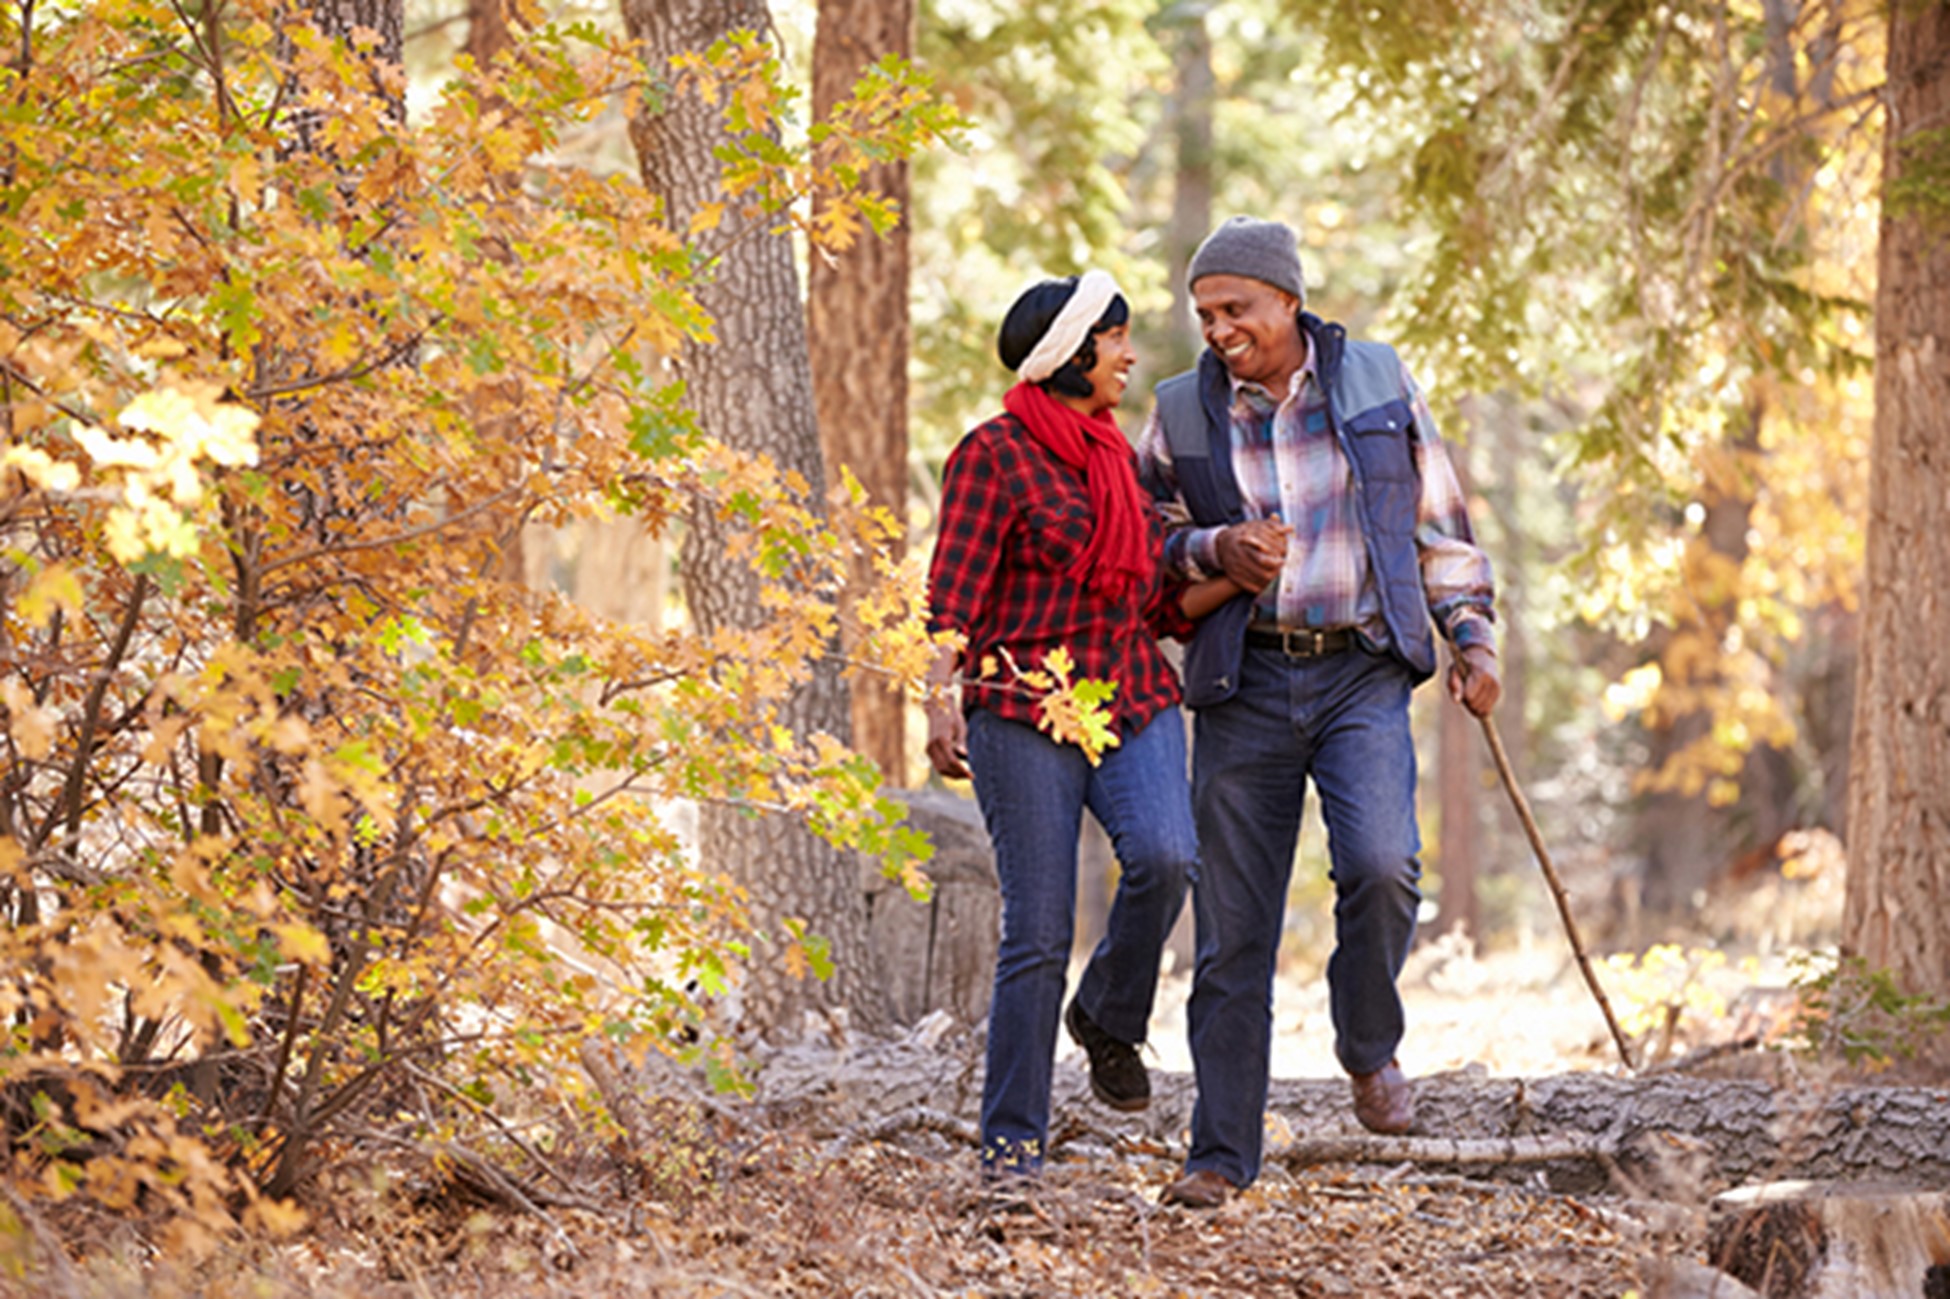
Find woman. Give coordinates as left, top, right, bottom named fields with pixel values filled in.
left=924, top=271, right=1238, bottom=1176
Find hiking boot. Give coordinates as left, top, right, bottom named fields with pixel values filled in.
left=1064, top=999, right=1149, bottom=1112
left=1159, top=1168, right=1237, bottom=1209
left=1349, top=1059, right=1415, bottom=1135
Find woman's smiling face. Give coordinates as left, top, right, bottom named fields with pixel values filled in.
left=1074, top=322, right=1136, bottom=415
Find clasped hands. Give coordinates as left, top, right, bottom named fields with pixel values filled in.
left=1213, top=518, right=1292, bottom=592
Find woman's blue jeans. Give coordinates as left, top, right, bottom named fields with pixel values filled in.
left=966, top=706, right=1197, bottom=1174
left=1184, top=644, right=1423, bottom=1188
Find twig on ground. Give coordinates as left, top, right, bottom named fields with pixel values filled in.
left=1273, top=1130, right=1621, bottom=1172
left=833, top=1106, right=980, bottom=1154
left=355, top=1128, right=581, bottom=1265
left=400, top=1061, right=602, bottom=1210
left=579, top=1037, right=753, bottom=1161
left=0, top=1184, right=77, bottom=1293
left=1645, top=1035, right=1763, bottom=1074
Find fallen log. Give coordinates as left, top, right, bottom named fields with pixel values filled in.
left=737, top=1025, right=1950, bottom=1196
left=1208, top=1070, right=1950, bottom=1195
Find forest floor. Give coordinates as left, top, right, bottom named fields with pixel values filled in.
left=4, top=937, right=1844, bottom=1299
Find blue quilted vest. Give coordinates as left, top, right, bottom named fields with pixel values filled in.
left=1149, top=312, right=1437, bottom=708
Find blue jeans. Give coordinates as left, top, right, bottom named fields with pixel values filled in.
left=966, top=706, right=1196, bottom=1174
left=1184, top=644, right=1423, bottom=1187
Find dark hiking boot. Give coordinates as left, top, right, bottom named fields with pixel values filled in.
left=1065, top=999, right=1150, bottom=1112
left=1350, top=1059, right=1415, bottom=1135
left=1159, top=1168, right=1237, bottom=1209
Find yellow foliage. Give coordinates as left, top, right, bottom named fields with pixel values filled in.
left=1599, top=944, right=1731, bottom=1045
left=0, top=0, right=958, bottom=1239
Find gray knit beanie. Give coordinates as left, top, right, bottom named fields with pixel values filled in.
left=1187, top=216, right=1305, bottom=302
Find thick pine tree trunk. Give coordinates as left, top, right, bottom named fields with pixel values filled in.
left=1844, top=0, right=1950, bottom=1046
left=621, top=0, right=883, bottom=1036
left=809, top=0, right=913, bottom=787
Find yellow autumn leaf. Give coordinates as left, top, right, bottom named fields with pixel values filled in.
left=320, top=320, right=362, bottom=369
left=2, top=679, right=58, bottom=760
left=73, top=423, right=162, bottom=472
left=141, top=714, right=193, bottom=767
left=17, top=563, right=84, bottom=630
left=1, top=444, right=81, bottom=492
left=147, top=385, right=257, bottom=467
left=271, top=923, right=331, bottom=966
left=248, top=1196, right=309, bottom=1236
left=133, top=335, right=189, bottom=360
left=688, top=201, right=726, bottom=235
left=264, top=714, right=312, bottom=755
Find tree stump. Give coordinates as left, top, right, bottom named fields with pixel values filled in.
left=864, top=787, right=999, bottom=1027
left=1707, top=1180, right=1950, bottom=1298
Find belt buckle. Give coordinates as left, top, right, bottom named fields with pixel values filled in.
left=1285, top=628, right=1327, bottom=657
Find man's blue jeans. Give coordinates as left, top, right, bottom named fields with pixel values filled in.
left=1185, top=644, right=1423, bottom=1188
left=966, top=706, right=1196, bottom=1174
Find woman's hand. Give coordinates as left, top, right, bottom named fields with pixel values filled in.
left=925, top=698, right=970, bottom=779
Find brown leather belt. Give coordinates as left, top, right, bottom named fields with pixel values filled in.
left=1244, top=626, right=1355, bottom=658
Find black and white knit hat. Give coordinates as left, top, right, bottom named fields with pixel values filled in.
left=998, top=270, right=1121, bottom=382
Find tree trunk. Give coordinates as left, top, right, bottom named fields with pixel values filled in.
left=1844, top=0, right=1950, bottom=1038
left=1435, top=422, right=1481, bottom=942
left=1708, top=1181, right=1950, bottom=1299
left=1485, top=391, right=1530, bottom=935
left=1162, top=5, right=1215, bottom=377
left=464, top=0, right=514, bottom=69
left=621, top=0, right=882, bottom=1037
left=302, top=0, right=403, bottom=117
left=810, top=0, right=913, bottom=786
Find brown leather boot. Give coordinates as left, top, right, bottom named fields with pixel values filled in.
left=1159, top=1168, right=1236, bottom=1209
left=1349, top=1059, right=1415, bottom=1134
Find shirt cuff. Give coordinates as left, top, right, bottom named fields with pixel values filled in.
left=1177, top=526, right=1225, bottom=581
left=1447, top=610, right=1496, bottom=653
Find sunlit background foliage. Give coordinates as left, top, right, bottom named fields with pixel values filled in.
left=0, top=0, right=1917, bottom=1250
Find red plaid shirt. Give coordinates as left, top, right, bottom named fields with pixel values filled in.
left=927, top=411, right=1193, bottom=734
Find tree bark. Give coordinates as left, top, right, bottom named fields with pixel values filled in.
left=752, top=1029, right=1950, bottom=1200
left=1435, top=423, right=1481, bottom=942
left=809, top=0, right=913, bottom=786
left=1844, top=0, right=1950, bottom=1037
left=621, top=0, right=882, bottom=1036
left=1708, top=1181, right=1950, bottom=1299
left=303, top=0, right=403, bottom=118
left=1162, top=5, right=1215, bottom=377
left=464, top=0, right=514, bottom=70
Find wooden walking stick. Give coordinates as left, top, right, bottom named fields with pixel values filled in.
left=1477, top=715, right=1638, bottom=1071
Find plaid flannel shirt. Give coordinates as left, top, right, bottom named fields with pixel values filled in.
left=927, top=412, right=1193, bottom=733
left=1135, top=346, right=1495, bottom=654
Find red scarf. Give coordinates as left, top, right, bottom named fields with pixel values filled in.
left=1003, top=381, right=1154, bottom=606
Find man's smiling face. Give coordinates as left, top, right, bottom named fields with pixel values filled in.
left=1192, top=273, right=1306, bottom=390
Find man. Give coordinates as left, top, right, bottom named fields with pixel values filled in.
left=1136, top=216, right=1502, bottom=1209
